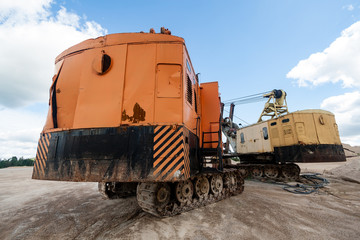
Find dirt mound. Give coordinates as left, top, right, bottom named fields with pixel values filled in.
left=325, top=157, right=360, bottom=184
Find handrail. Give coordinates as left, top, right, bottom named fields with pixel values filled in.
left=201, top=122, right=223, bottom=171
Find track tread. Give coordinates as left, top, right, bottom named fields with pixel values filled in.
left=136, top=169, right=244, bottom=217
left=234, top=163, right=301, bottom=182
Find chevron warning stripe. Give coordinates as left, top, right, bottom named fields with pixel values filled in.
left=153, top=125, right=186, bottom=181
left=34, top=133, right=51, bottom=177
left=183, top=129, right=191, bottom=179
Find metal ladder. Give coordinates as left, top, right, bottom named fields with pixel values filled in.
left=200, top=127, right=223, bottom=171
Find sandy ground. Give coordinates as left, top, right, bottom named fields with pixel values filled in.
left=1, top=164, right=359, bottom=240
left=297, top=161, right=347, bottom=173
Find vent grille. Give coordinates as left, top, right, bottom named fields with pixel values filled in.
left=186, top=75, right=192, bottom=105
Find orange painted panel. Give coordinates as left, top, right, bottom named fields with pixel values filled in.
left=200, top=82, right=221, bottom=146
left=56, top=57, right=81, bottom=128
left=122, top=44, right=156, bottom=124
left=154, top=98, right=182, bottom=124
left=44, top=34, right=195, bottom=131
left=156, top=64, right=181, bottom=98
left=210, top=122, right=220, bottom=148
left=156, top=43, right=183, bottom=64
left=56, top=33, right=184, bottom=64
left=43, top=60, right=63, bottom=132
left=72, top=45, right=127, bottom=128
left=154, top=64, right=182, bottom=123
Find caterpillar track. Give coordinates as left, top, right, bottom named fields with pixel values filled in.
left=235, top=163, right=301, bottom=182
left=98, top=163, right=298, bottom=217
left=136, top=169, right=244, bottom=217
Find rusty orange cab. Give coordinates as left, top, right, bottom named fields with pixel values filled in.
left=33, top=31, right=224, bottom=184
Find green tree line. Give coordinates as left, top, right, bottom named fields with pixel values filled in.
left=0, top=156, right=34, bottom=169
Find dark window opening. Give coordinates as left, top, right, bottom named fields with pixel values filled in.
left=186, top=75, right=192, bottom=105
left=240, top=133, right=245, bottom=144
left=101, top=54, right=111, bottom=73
left=282, top=118, right=290, bottom=123
left=270, top=122, right=277, bottom=126
left=263, top=127, right=269, bottom=140
left=194, top=90, right=198, bottom=113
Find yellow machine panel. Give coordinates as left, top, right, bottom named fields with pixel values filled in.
left=237, top=121, right=272, bottom=154
left=236, top=109, right=345, bottom=163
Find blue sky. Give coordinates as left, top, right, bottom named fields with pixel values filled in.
left=57, top=0, right=360, bottom=126
left=1, top=0, right=360, bottom=158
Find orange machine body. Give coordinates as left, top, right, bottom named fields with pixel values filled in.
left=33, top=33, right=221, bottom=182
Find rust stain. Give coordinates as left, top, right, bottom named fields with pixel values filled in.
left=122, top=103, right=146, bottom=123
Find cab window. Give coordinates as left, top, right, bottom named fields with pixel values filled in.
left=240, top=133, right=245, bottom=143
left=263, top=127, right=268, bottom=140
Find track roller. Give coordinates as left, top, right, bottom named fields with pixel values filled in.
left=263, top=165, right=279, bottom=179
left=210, top=174, right=223, bottom=195
left=281, top=164, right=301, bottom=180
left=194, top=176, right=210, bottom=199
left=224, top=172, right=237, bottom=191
left=136, top=182, right=171, bottom=217
left=251, top=167, right=263, bottom=178
left=175, top=180, right=194, bottom=203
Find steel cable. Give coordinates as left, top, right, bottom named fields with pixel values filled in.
left=282, top=173, right=329, bottom=194
left=256, top=173, right=330, bottom=194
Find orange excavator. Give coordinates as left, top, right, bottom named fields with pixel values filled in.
left=33, top=28, right=243, bottom=217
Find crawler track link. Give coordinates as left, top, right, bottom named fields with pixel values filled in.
left=233, top=163, right=301, bottom=182
left=136, top=168, right=244, bottom=217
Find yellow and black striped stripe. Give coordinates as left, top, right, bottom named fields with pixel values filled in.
left=34, top=133, right=51, bottom=178
left=182, top=129, right=190, bottom=179
left=153, top=125, right=188, bottom=181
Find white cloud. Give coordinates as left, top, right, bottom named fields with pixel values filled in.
left=0, top=0, right=52, bottom=24
left=0, top=0, right=107, bottom=108
left=287, top=21, right=360, bottom=146
left=0, top=0, right=107, bottom=158
left=343, top=4, right=354, bottom=11
left=287, top=21, right=360, bottom=88
left=320, top=91, right=360, bottom=146
left=320, top=91, right=360, bottom=113
left=56, top=6, right=81, bottom=28
left=0, top=107, right=44, bottom=159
